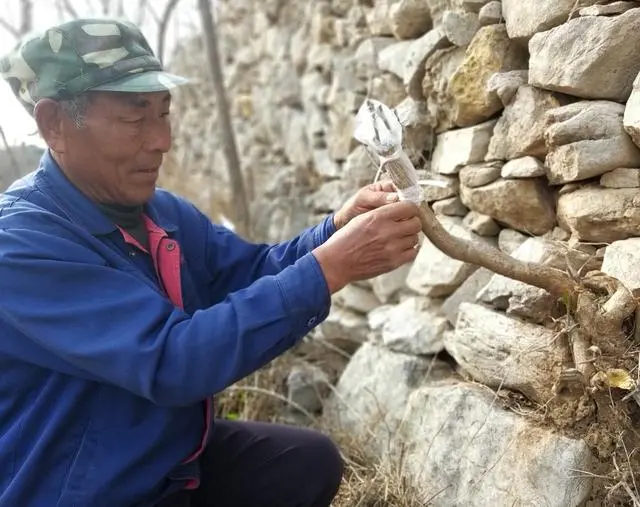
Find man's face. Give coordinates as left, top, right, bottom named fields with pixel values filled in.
left=56, top=90, right=173, bottom=206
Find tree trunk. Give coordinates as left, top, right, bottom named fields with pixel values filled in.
left=197, top=0, right=251, bottom=238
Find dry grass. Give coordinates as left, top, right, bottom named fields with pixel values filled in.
left=213, top=340, right=425, bottom=507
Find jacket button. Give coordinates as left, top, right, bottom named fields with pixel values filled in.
left=166, top=242, right=176, bottom=251
left=307, top=316, right=317, bottom=327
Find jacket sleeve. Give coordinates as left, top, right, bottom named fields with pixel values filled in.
left=202, top=213, right=337, bottom=298
left=0, top=223, right=331, bottom=407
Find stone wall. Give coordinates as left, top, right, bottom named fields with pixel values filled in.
left=163, top=1, right=640, bottom=504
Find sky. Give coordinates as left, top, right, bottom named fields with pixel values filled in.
left=0, top=0, right=204, bottom=147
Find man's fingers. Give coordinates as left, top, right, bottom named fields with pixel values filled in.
left=377, top=200, right=421, bottom=221
left=360, top=188, right=399, bottom=208
left=393, top=216, right=422, bottom=237
left=378, top=180, right=396, bottom=193
left=395, top=234, right=420, bottom=250
left=396, top=245, right=420, bottom=266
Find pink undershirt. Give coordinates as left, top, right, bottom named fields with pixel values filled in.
left=118, top=214, right=211, bottom=490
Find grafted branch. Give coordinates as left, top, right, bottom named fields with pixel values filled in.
left=384, top=160, right=580, bottom=300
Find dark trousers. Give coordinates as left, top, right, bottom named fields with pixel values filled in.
left=157, top=419, right=344, bottom=507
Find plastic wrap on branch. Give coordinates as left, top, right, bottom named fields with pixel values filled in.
left=352, top=99, right=581, bottom=301
left=354, top=99, right=424, bottom=205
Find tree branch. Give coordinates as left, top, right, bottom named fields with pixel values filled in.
left=19, top=0, right=32, bottom=35
left=57, top=0, right=78, bottom=18
left=383, top=157, right=580, bottom=300
left=0, top=126, right=21, bottom=182
left=197, top=0, right=251, bottom=238
left=135, top=0, right=148, bottom=26
left=157, top=0, right=181, bottom=64
left=0, top=17, right=19, bottom=38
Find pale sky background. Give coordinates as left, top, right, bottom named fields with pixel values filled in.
left=0, top=0, right=208, bottom=147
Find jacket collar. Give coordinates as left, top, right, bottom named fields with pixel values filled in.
left=39, top=150, right=178, bottom=236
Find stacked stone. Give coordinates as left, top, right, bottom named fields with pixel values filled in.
left=165, top=1, right=640, bottom=504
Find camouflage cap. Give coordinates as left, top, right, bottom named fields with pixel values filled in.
left=0, top=18, right=190, bottom=116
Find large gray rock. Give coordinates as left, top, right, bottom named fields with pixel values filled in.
left=442, top=10, right=480, bottom=47
left=353, top=37, right=396, bottom=81
left=498, top=228, right=529, bottom=254
left=486, top=85, right=564, bottom=161
left=286, top=362, right=330, bottom=415
left=579, top=1, right=638, bottom=16
left=399, top=382, right=594, bottom=507
left=306, top=179, right=347, bottom=213
left=600, top=168, right=640, bottom=188
left=529, top=9, right=640, bottom=102
left=460, top=178, right=556, bottom=235
left=441, top=267, right=494, bottom=324
left=544, top=101, right=640, bottom=184
left=432, top=195, right=469, bottom=216
left=407, top=216, right=494, bottom=296
left=390, top=0, right=433, bottom=39
left=601, top=238, right=640, bottom=292
left=366, top=0, right=395, bottom=36
left=370, top=264, right=412, bottom=303
left=367, top=73, right=406, bottom=108
left=432, top=120, right=497, bottom=174
left=486, top=70, right=528, bottom=106
left=502, top=0, right=600, bottom=41
left=318, top=305, right=369, bottom=353
left=463, top=211, right=500, bottom=236
left=333, top=284, right=381, bottom=314
left=557, top=185, right=640, bottom=242
left=623, top=71, right=640, bottom=148
left=500, top=156, right=546, bottom=179
left=459, top=161, right=502, bottom=187
left=478, top=1, right=502, bottom=25
left=403, top=27, right=451, bottom=99
left=447, top=25, right=527, bottom=126
left=379, top=297, right=451, bottom=355
left=423, top=26, right=526, bottom=131
left=343, top=146, right=374, bottom=190
left=422, top=46, right=468, bottom=132
left=377, top=40, right=413, bottom=79
left=325, top=342, right=454, bottom=449
left=394, top=97, right=435, bottom=164
left=446, top=303, right=564, bottom=403
left=420, top=175, right=460, bottom=202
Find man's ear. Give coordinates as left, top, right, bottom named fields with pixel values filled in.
left=33, top=99, right=66, bottom=153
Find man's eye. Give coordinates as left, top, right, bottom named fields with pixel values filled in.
left=123, top=118, right=144, bottom=124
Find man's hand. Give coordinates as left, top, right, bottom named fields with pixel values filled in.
left=313, top=201, right=422, bottom=293
left=333, top=181, right=399, bottom=230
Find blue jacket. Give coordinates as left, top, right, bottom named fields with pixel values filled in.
left=0, top=151, right=336, bottom=507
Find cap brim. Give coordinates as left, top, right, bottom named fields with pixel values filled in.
left=89, top=70, right=190, bottom=93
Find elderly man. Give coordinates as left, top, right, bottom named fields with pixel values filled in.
left=0, top=18, right=421, bottom=507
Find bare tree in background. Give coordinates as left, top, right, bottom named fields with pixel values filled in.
left=0, top=0, right=32, bottom=39
left=0, top=0, right=33, bottom=171
left=156, top=0, right=181, bottom=65
left=197, top=0, right=251, bottom=238
left=0, top=126, right=21, bottom=181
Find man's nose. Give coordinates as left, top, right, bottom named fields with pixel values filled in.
left=144, top=119, right=172, bottom=153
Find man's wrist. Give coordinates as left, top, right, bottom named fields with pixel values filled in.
left=312, top=245, right=348, bottom=294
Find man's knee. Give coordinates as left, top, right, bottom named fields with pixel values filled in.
left=304, top=430, right=344, bottom=498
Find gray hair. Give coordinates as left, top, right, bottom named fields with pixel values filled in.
left=58, top=94, right=92, bottom=129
